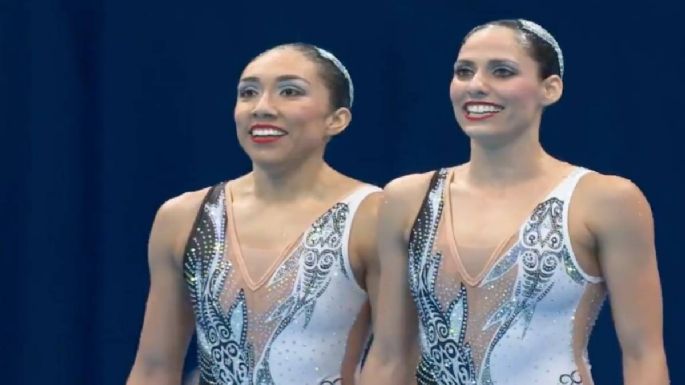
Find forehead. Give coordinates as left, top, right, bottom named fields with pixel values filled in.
left=241, top=47, right=319, bottom=81
left=458, top=25, right=530, bottom=63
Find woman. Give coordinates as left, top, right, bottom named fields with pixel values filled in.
left=127, top=43, right=382, bottom=385
left=361, top=19, right=668, bottom=385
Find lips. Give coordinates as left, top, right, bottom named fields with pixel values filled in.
left=463, top=101, right=504, bottom=121
left=249, top=124, right=287, bottom=144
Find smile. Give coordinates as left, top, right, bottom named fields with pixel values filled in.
left=249, top=124, right=287, bottom=143
left=463, top=102, right=504, bottom=121
left=250, top=128, right=287, bottom=137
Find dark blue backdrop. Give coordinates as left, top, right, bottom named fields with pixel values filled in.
left=2, top=0, right=683, bottom=384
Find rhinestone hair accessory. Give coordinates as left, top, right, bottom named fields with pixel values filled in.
left=315, top=47, right=354, bottom=108
left=518, top=19, right=564, bottom=77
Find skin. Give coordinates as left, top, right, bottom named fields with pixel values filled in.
left=127, top=46, right=382, bottom=385
left=360, top=25, right=668, bottom=385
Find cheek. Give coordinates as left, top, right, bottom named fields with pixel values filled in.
left=233, top=103, right=250, bottom=126
left=285, top=104, right=328, bottom=132
left=449, top=77, right=463, bottom=103
left=290, top=105, right=321, bottom=122
left=291, top=103, right=325, bottom=120
left=499, top=80, right=540, bottom=107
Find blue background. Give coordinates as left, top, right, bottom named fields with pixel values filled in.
left=2, top=0, right=683, bottom=384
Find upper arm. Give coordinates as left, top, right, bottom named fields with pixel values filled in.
left=128, top=192, right=204, bottom=385
left=350, top=191, right=384, bottom=318
left=367, top=174, right=431, bottom=361
left=584, top=175, right=664, bottom=356
left=358, top=174, right=432, bottom=385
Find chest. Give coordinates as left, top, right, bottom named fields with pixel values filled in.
left=231, top=200, right=332, bottom=250
left=448, top=185, right=550, bottom=248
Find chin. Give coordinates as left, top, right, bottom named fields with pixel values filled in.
left=460, top=122, right=501, bottom=137
left=462, top=126, right=518, bottom=147
left=241, top=145, right=286, bottom=164
left=249, top=152, right=289, bottom=166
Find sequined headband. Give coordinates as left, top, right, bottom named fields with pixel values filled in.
left=518, top=19, right=564, bottom=78
left=314, top=47, right=355, bottom=108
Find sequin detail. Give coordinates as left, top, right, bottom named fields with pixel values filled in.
left=184, top=183, right=374, bottom=385
left=409, top=170, right=478, bottom=385
left=482, top=199, right=583, bottom=336
left=184, top=190, right=254, bottom=384
left=255, top=204, right=349, bottom=383
left=410, top=168, right=606, bottom=385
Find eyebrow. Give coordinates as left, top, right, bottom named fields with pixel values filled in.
left=238, top=75, right=311, bottom=84
left=455, top=59, right=520, bottom=68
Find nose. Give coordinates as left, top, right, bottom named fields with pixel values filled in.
left=251, top=91, right=277, bottom=119
left=465, top=71, right=488, bottom=98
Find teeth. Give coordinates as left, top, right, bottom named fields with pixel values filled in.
left=251, top=128, right=285, bottom=137
left=466, top=104, right=503, bottom=114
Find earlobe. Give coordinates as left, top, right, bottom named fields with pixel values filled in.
left=325, top=107, right=352, bottom=137
left=542, top=75, right=563, bottom=106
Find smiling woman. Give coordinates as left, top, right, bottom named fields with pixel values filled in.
left=233, top=44, right=353, bottom=168
left=360, top=19, right=669, bottom=385
left=126, top=43, right=383, bottom=385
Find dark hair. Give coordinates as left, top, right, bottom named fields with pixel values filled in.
left=463, top=19, right=562, bottom=80
left=254, top=43, right=353, bottom=110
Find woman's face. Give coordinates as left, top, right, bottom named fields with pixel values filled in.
left=450, top=25, right=552, bottom=145
left=234, top=47, right=337, bottom=167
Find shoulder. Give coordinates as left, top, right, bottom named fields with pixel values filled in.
left=577, top=172, right=650, bottom=210
left=381, top=170, right=444, bottom=239
left=330, top=173, right=382, bottom=217
left=348, top=188, right=383, bottom=261
left=384, top=170, right=438, bottom=205
left=343, top=179, right=384, bottom=230
left=575, top=171, right=653, bottom=232
left=156, top=186, right=214, bottom=226
left=352, top=186, right=383, bottom=215
left=151, top=185, right=217, bottom=262
left=349, top=186, right=383, bottom=231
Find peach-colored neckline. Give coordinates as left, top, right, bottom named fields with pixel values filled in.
left=222, top=182, right=367, bottom=291
left=441, top=166, right=577, bottom=286
left=224, top=183, right=304, bottom=291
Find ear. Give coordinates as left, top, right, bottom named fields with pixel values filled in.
left=324, top=107, right=352, bottom=137
left=541, top=74, right=563, bottom=106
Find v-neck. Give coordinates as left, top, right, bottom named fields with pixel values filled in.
left=223, top=183, right=362, bottom=291
left=442, top=166, right=579, bottom=287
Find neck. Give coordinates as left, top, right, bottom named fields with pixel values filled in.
left=249, top=154, right=335, bottom=202
left=467, top=126, right=552, bottom=187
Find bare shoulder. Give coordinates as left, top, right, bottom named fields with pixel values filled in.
left=349, top=189, right=383, bottom=267
left=382, top=171, right=438, bottom=240
left=157, top=187, right=212, bottom=228
left=576, top=171, right=653, bottom=231
left=384, top=171, right=436, bottom=205
left=343, top=178, right=384, bottom=233
left=355, top=189, right=384, bottom=221
left=151, top=186, right=215, bottom=265
left=577, top=172, right=651, bottom=210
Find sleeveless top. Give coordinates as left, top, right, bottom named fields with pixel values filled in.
left=183, top=182, right=380, bottom=385
left=409, top=167, right=606, bottom=385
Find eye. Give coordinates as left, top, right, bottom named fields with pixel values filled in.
left=454, top=67, right=474, bottom=79
left=492, top=67, right=516, bottom=78
left=238, top=87, right=258, bottom=98
left=279, top=86, right=305, bottom=97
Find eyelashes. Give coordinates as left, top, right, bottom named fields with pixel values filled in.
left=491, top=67, right=517, bottom=77
left=237, top=84, right=307, bottom=99
left=238, top=86, right=258, bottom=98
left=453, top=66, right=518, bottom=79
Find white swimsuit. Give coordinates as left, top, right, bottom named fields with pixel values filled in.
left=410, top=167, right=606, bottom=385
left=183, top=182, right=380, bottom=385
